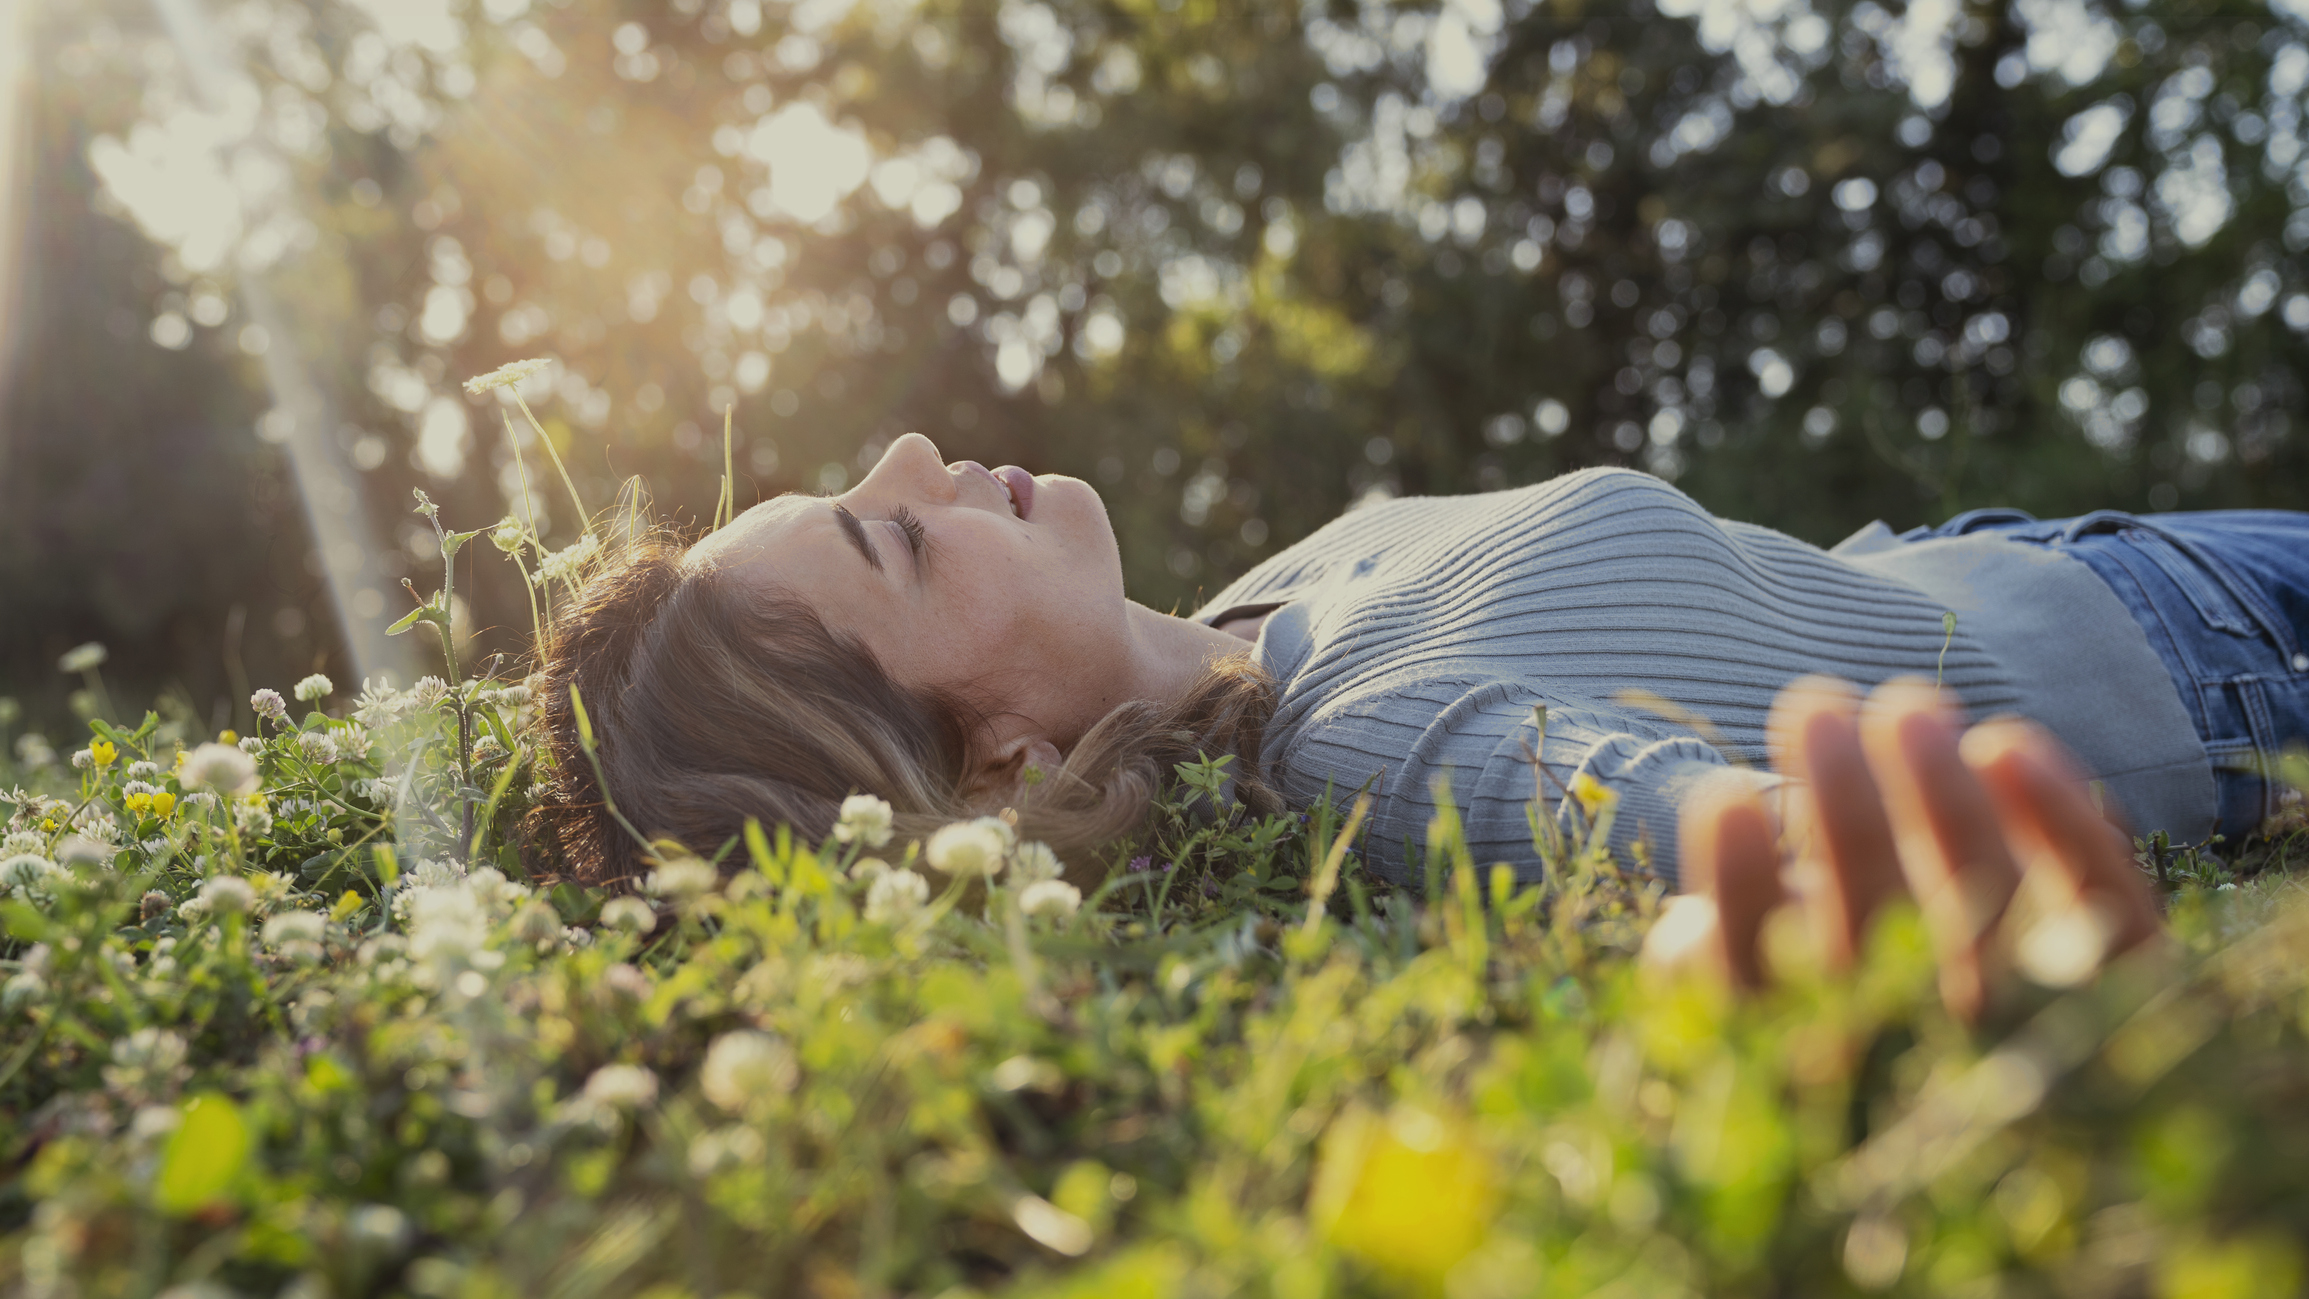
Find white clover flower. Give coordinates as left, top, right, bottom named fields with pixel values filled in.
left=646, top=855, right=718, bottom=900
left=298, top=732, right=340, bottom=766
left=293, top=674, right=334, bottom=703
left=470, top=734, right=508, bottom=765
left=1, top=971, right=48, bottom=1012
left=462, top=357, right=553, bottom=396
left=122, top=780, right=160, bottom=799
left=57, top=642, right=108, bottom=673
left=334, top=724, right=374, bottom=762
left=864, top=868, right=930, bottom=923
left=71, top=748, right=93, bottom=771
left=352, top=678, right=412, bottom=728
left=492, top=683, right=532, bottom=707
left=250, top=689, right=288, bottom=721
left=848, top=856, right=891, bottom=882
left=925, top=819, right=1010, bottom=879
left=234, top=799, right=273, bottom=837
left=262, top=910, right=327, bottom=947
left=464, top=866, right=532, bottom=914
left=1, top=830, right=43, bottom=858
left=126, top=761, right=160, bottom=780
left=57, top=835, right=112, bottom=865
left=0, top=853, right=55, bottom=891
left=198, top=875, right=256, bottom=916
left=491, top=518, right=526, bottom=554
left=1019, top=879, right=1083, bottom=919
left=1012, top=841, right=1064, bottom=883
left=700, top=1031, right=799, bottom=1112
left=410, top=676, right=451, bottom=710
left=833, top=793, right=896, bottom=848
left=405, top=883, right=498, bottom=970
left=532, top=533, right=602, bottom=589
left=582, top=1063, right=660, bottom=1109
left=179, top=742, right=260, bottom=797
left=599, top=896, right=658, bottom=935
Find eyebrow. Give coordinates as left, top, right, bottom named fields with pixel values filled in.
left=830, top=503, right=883, bottom=573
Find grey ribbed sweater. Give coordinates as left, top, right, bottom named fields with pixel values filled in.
left=1193, top=468, right=2210, bottom=888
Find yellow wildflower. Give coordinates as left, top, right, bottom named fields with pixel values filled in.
left=218, top=729, right=238, bottom=745
left=124, top=793, right=150, bottom=817
left=1569, top=772, right=1611, bottom=814
left=150, top=791, right=177, bottom=819
left=88, top=739, right=116, bottom=768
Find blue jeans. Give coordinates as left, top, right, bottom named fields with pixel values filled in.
left=1905, top=508, right=2309, bottom=838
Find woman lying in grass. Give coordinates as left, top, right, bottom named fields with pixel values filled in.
left=529, top=433, right=2305, bottom=1001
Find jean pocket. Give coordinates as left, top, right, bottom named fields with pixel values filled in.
left=2120, top=526, right=2261, bottom=638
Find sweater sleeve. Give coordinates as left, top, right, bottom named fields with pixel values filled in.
left=1268, top=675, right=1782, bottom=891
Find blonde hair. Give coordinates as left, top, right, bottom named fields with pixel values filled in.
left=526, top=527, right=1279, bottom=886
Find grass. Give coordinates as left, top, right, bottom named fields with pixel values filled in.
left=4, top=461, right=2309, bottom=1297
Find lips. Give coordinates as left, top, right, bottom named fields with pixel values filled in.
left=991, top=465, right=1036, bottom=522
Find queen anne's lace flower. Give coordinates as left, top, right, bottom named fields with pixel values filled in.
left=532, top=534, right=602, bottom=589
left=462, top=357, right=552, bottom=396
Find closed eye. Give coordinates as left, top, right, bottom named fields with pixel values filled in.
left=891, top=504, right=927, bottom=560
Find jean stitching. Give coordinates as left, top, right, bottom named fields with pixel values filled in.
left=2120, top=519, right=2302, bottom=658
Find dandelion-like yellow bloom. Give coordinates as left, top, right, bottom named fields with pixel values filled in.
left=151, top=791, right=177, bottom=819
left=124, top=793, right=149, bottom=817
left=462, top=357, right=553, bottom=397
left=1569, top=772, right=1611, bottom=813
left=88, top=739, right=116, bottom=769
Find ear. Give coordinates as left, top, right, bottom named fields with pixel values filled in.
left=960, top=733, right=1066, bottom=810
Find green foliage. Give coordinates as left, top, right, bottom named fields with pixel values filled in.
left=5, top=651, right=2309, bottom=1295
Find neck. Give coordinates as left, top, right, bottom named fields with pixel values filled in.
left=1120, top=600, right=1258, bottom=707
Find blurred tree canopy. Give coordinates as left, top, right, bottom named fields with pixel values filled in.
left=5, top=0, right=2308, bottom=724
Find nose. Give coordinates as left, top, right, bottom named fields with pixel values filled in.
left=856, top=432, right=954, bottom=500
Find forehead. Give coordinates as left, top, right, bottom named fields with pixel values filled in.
left=688, top=494, right=820, bottom=572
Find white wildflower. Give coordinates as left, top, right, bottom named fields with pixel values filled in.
left=470, top=734, right=508, bottom=765
left=582, top=1063, right=659, bottom=1109
left=925, top=818, right=1010, bottom=879
left=1, top=830, right=44, bottom=857
left=71, top=748, right=93, bottom=771
left=599, top=896, right=658, bottom=935
left=126, top=761, right=160, bottom=780
left=334, top=724, right=374, bottom=762
left=848, top=856, right=891, bottom=882
left=1019, top=878, right=1083, bottom=919
left=1, top=971, right=47, bottom=1012
left=1012, top=841, right=1064, bottom=883
left=234, top=799, right=273, bottom=837
left=833, top=793, right=896, bottom=848
left=293, top=674, right=334, bottom=703
left=491, top=517, right=526, bottom=554
left=700, top=1031, right=799, bottom=1112
left=645, top=855, right=718, bottom=901
left=864, top=868, right=930, bottom=923
left=56, top=835, right=112, bottom=866
left=298, top=731, right=339, bottom=766
left=352, top=678, right=412, bottom=728
left=122, top=780, right=160, bottom=798
left=462, top=357, right=553, bottom=396
left=57, top=642, right=108, bottom=673
left=198, top=875, right=255, bottom=916
left=410, top=676, right=451, bottom=710
left=263, top=910, right=328, bottom=964
left=179, top=742, right=260, bottom=797
left=405, top=883, right=498, bottom=970
left=250, top=689, right=288, bottom=721
left=532, top=533, right=602, bottom=589
left=237, top=737, right=264, bottom=755
left=0, top=854, right=55, bottom=891
left=490, top=683, right=532, bottom=707
left=14, top=735, right=54, bottom=769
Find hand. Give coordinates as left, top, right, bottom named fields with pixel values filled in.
left=1641, top=676, right=2165, bottom=1019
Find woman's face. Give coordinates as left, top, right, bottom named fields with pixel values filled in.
left=693, top=433, right=1133, bottom=748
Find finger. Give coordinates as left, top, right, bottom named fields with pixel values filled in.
left=1860, top=678, right=2022, bottom=1021
left=1769, top=677, right=1906, bottom=968
left=1678, top=775, right=1783, bottom=990
left=1960, top=720, right=2164, bottom=958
